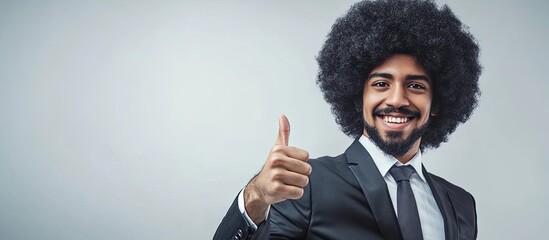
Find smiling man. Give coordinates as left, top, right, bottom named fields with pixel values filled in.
left=363, top=54, right=434, bottom=161
left=214, top=0, right=481, bottom=239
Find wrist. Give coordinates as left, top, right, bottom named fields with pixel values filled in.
left=244, top=181, right=269, bottom=224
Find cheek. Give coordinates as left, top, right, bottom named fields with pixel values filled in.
left=362, top=90, right=382, bottom=109
left=362, top=96, right=382, bottom=125
left=417, top=98, right=433, bottom=120
left=362, top=96, right=376, bottom=118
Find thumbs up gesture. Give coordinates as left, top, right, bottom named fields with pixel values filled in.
left=244, top=115, right=312, bottom=224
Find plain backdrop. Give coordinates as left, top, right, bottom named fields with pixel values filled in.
left=1, top=0, right=547, bottom=239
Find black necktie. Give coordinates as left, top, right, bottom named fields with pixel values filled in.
left=389, top=165, right=423, bottom=240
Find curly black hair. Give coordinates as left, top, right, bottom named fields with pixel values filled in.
left=316, top=0, right=481, bottom=150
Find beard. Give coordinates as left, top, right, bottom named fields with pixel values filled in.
left=363, top=112, right=429, bottom=157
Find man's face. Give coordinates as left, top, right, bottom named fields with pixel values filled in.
left=362, top=54, right=433, bottom=158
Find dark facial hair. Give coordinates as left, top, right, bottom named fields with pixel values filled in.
left=364, top=107, right=429, bottom=157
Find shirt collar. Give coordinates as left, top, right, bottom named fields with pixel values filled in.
left=358, top=135, right=426, bottom=182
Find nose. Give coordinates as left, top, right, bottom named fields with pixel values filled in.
left=385, top=85, right=409, bottom=109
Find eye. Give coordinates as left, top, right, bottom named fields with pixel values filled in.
left=372, top=82, right=389, bottom=88
left=407, top=83, right=426, bottom=90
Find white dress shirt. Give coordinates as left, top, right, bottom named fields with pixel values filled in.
left=238, top=136, right=445, bottom=239
left=359, top=136, right=444, bottom=240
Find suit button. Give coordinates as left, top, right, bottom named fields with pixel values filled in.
left=232, top=235, right=239, bottom=240
left=237, top=229, right=243, bottom=238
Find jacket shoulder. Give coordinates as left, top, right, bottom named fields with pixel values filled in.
left=308, top=153, right=347, bottom=166
left=428, top=172, right=474, bottom=198
left=306, top=154, right=350, bottom=175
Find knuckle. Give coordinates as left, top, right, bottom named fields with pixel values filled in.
left=270, top=169, right=283, bottom=180
left=272, top=181, right=285, bottom=195
left=272, top=145, right=284, bottom=153
left=270, top=156, right=284, bottom=166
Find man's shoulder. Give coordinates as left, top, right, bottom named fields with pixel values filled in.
left=306, top=153, right=353, bottom=178
left=428, top=172, right=474, bottom=199
left=310, top=153, right=346, bottom=163
left=308, top=153, right=347, bottom=169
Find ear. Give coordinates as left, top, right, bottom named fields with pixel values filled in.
left=430, top=102, right=439, bottom=116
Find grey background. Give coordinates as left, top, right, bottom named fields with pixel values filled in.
left=0, top=0, right=547, bottom=239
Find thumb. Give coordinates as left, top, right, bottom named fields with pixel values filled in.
left=276, top=114, right=290, bottom=146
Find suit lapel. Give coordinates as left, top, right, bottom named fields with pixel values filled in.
left=346, top=140, right=403, bottom=240
left=422, top=165, right=458, bottom=240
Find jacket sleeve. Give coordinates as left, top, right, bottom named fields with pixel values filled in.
left=214, top=182, right=312, bottom=240
left=213, top=194, right=268, bottom=240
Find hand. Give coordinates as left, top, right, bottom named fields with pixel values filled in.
left=244, top=114, right=312, bottom=224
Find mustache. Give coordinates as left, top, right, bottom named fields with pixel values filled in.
left=373, top=107, right=420, bottom=118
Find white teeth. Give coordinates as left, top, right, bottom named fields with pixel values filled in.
left=383, top=116, right=409, bottom=123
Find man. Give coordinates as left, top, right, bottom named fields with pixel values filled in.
left=215, top=0, right=481, bottom=239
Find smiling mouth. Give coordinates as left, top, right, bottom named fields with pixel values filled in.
left=382, top=116, right=411, bottom=123
left=375, top=113, right=418, bottom=126
left=373, top=107, right=419, bottom=124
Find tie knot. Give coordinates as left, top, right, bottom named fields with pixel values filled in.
left=389, top=165, right=415, bottom=182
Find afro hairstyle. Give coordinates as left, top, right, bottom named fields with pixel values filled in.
left=316, top=0, right=481, bottom=150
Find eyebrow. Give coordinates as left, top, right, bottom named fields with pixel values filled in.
left=368, top=72, right=431, bottom=83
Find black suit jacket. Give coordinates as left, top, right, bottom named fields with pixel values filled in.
left=214, top=139, right=477, bottom=240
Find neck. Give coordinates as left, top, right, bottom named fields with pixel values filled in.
left=395, top=140, right=421, bottom=164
